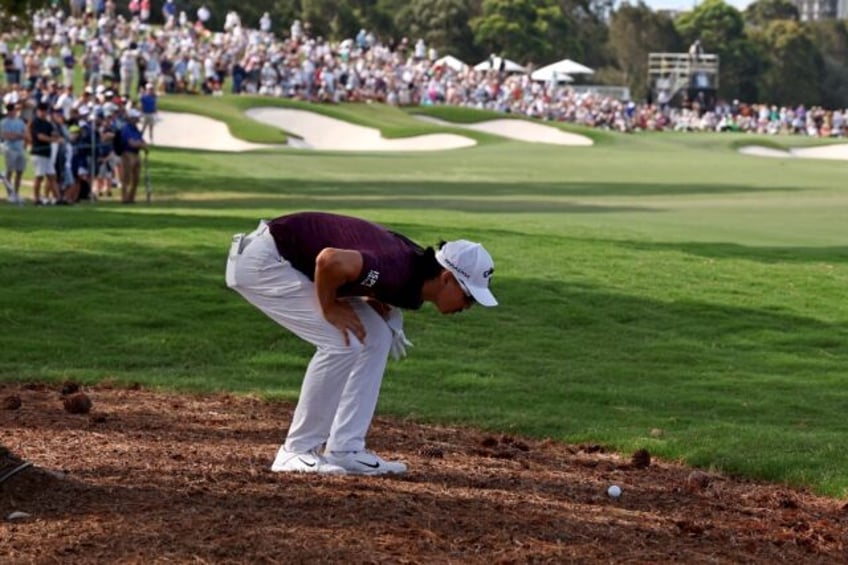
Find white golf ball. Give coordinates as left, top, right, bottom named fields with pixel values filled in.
left=607, top=485, right=622, bottom=498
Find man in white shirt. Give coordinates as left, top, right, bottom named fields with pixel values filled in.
left=197, top=4, right=211, bottom=26
left=55, top=85, right=75, bottom=120
left=259, top=12, right=271, bottom=33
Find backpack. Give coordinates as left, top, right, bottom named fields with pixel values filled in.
left=112, top=127, right=124, bottom=156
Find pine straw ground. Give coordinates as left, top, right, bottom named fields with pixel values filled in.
left=1, top=382, right=846, bottom=564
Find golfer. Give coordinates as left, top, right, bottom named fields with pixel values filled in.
left=226, top=212, right=497, bottom=476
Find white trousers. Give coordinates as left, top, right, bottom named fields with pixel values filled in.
left=226, top=222, right=392, bottom=453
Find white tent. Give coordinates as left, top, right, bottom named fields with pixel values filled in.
left=529, top=67, right=574, bottom=83
left=473, top=56, right=526, bottom=74
left=433, top=55, right=469, bottom=72
left=532, top=58, right=595, bottom=81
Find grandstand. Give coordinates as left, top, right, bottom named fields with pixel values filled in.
left=648, top=52, right=719, bottom=111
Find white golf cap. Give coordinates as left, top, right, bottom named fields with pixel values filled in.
left=436, top=240, right=498, bottom=307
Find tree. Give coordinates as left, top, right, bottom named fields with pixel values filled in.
left=608, top=2, right=681, bottom=100
left=751, top=19, right=824, bottom=105
left=0, top=0, right=50, bottom=32
left=470, top=0, right=578, bottom=65
left=802, top=19, right=848, bottom=107
left=555, top=0, right=611, bottom=70
left=396, top=0, right=480, bottom=61
left=744, top=0, right=799, bottom=28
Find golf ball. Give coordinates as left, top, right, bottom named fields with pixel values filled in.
left=607, top=485, right=622, bottom=498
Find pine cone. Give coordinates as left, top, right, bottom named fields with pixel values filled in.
left=2, top=395, right=22, bottom=410
left=63, top=392, right=92, bottom=414
left=419, top=446, right=444, bottom=459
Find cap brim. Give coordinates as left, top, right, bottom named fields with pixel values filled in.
left=468, top=285, right=498, bottom=307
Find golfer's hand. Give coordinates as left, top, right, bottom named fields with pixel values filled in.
left=314, top=247, right=366, bottom=346
left=323, top=300, right=366, bottom=346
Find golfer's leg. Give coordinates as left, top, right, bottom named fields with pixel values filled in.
left=285, top=341, right=361, bottom=452
left=325, top=303, right=392, bottom=453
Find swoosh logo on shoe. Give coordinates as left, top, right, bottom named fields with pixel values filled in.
left=297, top=458, right=316, bottom=467
left=356, top=460, right=380, bottom=469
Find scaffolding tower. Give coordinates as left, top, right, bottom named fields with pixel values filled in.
left=648, top=52, right=719, bottom=110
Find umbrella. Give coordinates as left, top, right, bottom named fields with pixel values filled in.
left=433, top=55, right=469, bottom=72
left=473, top=56, right=526, bottom=74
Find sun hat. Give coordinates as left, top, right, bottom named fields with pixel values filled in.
left=435, top=240, right=498, bottom=307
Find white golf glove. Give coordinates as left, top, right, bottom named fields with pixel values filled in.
left=385, top=308, right=413, bottom=360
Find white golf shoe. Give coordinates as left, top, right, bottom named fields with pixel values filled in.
left=324, top=450, right=407, bottom=476
left=270, top=447, right=347, bottom=475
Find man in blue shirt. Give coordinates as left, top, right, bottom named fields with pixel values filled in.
left=119, top=109, right=147, bottom=203
left=139, top=83, right=157, bottom=142
left=162, top=0, right=177, bottom=24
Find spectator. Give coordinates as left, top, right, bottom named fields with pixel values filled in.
left=259, top=12, right=271, bottom=34
left=162, top=0, right=176, bottom=26
left=51, top=108, right=75, bottom=203
left=60, top=44, right=75, bottom=88
left=139, top=82, right=157, bottom=142
left=119, top=109, right=146, bottom=203
left=197, top=4, right=211, bottom=28
left=689, top=39, right=703, bottom=63
left=140, top=0, right=151, bottom=23
left=1, top=102, right=27, bottom=204
left=129, top=0, right=140, bottom=20
left=119, top=42, right=138, bottom=98
left=68, top=124, right=92, bottom=202
left=29, top=101, right=61, bottom=205
left=55, top=84, right=75, bottom=120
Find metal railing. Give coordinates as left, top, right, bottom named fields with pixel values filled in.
left=648, top=52, right=720, bottom=97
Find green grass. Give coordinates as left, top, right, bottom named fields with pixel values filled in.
left=2, top=100, right=848, bottom=498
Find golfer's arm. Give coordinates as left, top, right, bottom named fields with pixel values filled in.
left=314, top=248, right=363, bottom=314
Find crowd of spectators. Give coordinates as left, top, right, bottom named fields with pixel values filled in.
left=1, top=2, right=847, bottom=204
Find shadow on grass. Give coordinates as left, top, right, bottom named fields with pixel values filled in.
left=147, top=160, right=801, bottom=199
left=166, top=177, right=800, bottom=199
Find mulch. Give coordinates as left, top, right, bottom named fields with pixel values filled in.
left=1, top=382, right=846, bottom=564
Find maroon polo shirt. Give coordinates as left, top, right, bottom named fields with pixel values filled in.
left=268, top=212, right=426, bottom=309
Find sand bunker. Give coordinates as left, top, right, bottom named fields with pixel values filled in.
left=737, top=146, right=792, bottom=158
left=151, top=108, right=593, bottom=152
left=738, top=143, right=848, bottom=161
left=153, top=111, right=278, bottom=152
left=415, top=115, right=594, bottom=146
left=246, top=108, right=476, bottom=151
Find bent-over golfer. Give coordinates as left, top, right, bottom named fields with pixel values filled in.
left=226, top=212, right=498, bottom=476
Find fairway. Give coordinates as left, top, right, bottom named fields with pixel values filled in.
left=2, top=101, right=848, bottom=503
